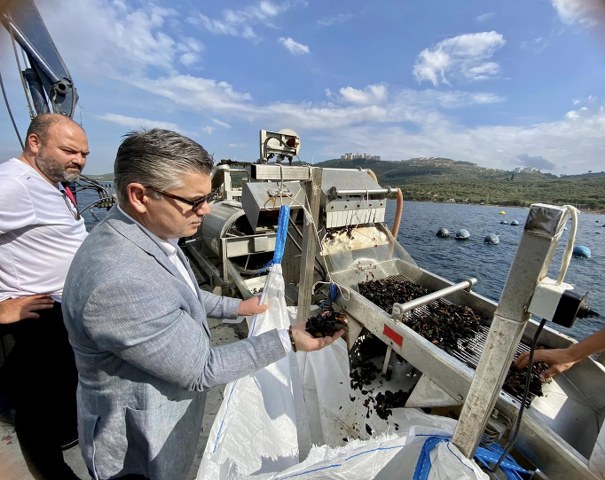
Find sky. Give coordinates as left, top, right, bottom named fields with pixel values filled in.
left=1, top=0, right=605, bottom=176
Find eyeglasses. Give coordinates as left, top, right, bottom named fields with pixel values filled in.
left=145, top=186, right=218, bottom=212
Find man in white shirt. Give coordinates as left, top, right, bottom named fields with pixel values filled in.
left=0, top=113, right=89, bottom=479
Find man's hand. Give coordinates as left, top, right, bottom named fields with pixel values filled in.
left=515, top=348, right=578, bottom=380
left=289, top=320, right=346, bottom=352
left=0, top=295, right=54, bottom=324
left=237, top=296, right=269, bottom=316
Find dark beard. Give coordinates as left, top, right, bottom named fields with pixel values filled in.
left=61, top=169, right=82, bottom=182
left=36, top=151, right=81, bottom=183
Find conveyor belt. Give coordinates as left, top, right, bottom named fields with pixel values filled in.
left=356, top=273, right=539, bottom=405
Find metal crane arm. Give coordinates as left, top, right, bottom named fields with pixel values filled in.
left=1, top=0, right=78, bottom=117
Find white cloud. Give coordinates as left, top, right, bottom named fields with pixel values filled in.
left=34, top=0, right=203, bottom=78
left=129, top=75, right=253, bottom=112
left=194, top=13, right=257, bottom=40
left=339, top=84, right=388, bottom=105
left=317, top=13, right=353, bottom=27
left=414, top=31, right=505, bottom=86
left=476, top=12, right=495, bottom=23
left=465, top=62, right=500, bottom=80
left=212, top=119, right=231, bottom=129
left=278, top=37, right=310, bottom=55
left=519, top=36, right=548, bottom=54
left=179, top=53, right=198, bottom=66
left=98, top=113, right=180, bottom=131
left=308, top=102, right=605, bottom=174
left=551, top=0, right=605, bottom=28
left=413, top=49, right=451, bottom=86
left=191, top=1, right=291, bottom=40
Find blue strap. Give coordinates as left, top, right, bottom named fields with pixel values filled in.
left=272, top=205, right=290, bottom=265
left=413, top=436, right=534, bottom=480
left=258, top=259, right=274, bottom=274
left=328, top=283, right=338, bottom=301
left=412, top=436, right=449, bottom=480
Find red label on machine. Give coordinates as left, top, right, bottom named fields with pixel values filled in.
left=383, top=325, right=403, bottom=347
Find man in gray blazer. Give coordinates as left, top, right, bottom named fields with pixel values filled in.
left=62, top=129, right=343, bottom=480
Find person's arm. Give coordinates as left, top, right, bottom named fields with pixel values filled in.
left=0, top=295, right=54, bottom=324
left=516, top=326, right=605, bottom=380
left=74, top=273, right=339, bottom=391
left=238, top=295, right=346, bottom=352
left=288, top=320, right=345, bottom=352
left=238, top=295, right=269, bottom=316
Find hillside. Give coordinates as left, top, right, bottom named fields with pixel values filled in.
left=85, top=173, right=114, bottom=182
left=86, top=157, right=605, bottom=211
left=315, top=157, right=605, bottom=211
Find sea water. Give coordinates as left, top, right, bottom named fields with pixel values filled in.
left=386, top=200, right=605, bottom=340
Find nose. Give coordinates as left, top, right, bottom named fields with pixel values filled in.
left=195, top=201, right=211, bottom=216
left=72, top=152, right=86, bottom=166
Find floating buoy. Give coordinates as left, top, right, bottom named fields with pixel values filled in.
left=573, top=245, right=591, bottom=258
left=484, top=234, right=499, bottom=245
left=455, top=229, right=470, bottom=240
left=510, top=220, right=519, bottom=226
left=500, top=220, right=508, bottom=225
left=499, top=211, right=506, bottom=215
left=436, top=228, right=450, bottom=238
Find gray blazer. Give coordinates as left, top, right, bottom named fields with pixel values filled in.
left=62, top=207, right=286, bottom=480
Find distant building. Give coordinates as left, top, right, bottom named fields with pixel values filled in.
left=341, top=152, right=381, bottom=161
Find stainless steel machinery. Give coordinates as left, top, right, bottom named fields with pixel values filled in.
left=183, top=129, right=605, bottom=479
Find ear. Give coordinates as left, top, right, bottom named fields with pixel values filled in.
left=27, top=133, right=42, bottom=154
left=127, top=183, right=148, bottom=213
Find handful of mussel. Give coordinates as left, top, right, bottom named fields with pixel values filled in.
left=306, top=309, right=348, bottom=337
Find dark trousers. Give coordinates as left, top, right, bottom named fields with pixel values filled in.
left=3, top=302, right=80, bottom=479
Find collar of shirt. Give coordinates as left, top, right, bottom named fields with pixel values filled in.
left=58, top=182, right=77, bottom=204
left=116, top=205, right=175, bottom=253
left=117, top=205, right=197, bottom=293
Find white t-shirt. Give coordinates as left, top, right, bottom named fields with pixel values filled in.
left=0, top=158, right=87, bottom=302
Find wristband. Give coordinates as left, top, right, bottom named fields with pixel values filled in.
left=288, top=326, right=297, bottom=352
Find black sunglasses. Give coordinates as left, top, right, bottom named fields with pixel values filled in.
left=145, top=186, right=218, bottom=212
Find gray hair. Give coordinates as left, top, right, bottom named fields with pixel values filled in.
left=114, top=129, right=213, bottom=206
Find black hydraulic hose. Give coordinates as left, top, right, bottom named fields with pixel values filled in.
left=491, top=317, right=547, bottom=472
left=0, top=70, right=24, bottom=149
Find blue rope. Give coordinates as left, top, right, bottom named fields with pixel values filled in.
left=272, top=205, right=290, bottom=265
left=475, top=443, right=534, bottom=479
left=412, top=435, right=534, bottom=480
